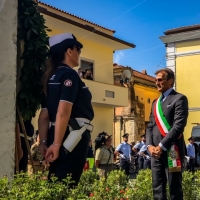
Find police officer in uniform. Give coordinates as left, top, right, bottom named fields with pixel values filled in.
left=186, top=137, right=195, bottom=172
left=38, top=33, right=94, bottom=187
left=133, top=134, right=146, bottom=170
left=115, top=133, right=131, bottom=176
left=139, top=144, right=151, bottom=169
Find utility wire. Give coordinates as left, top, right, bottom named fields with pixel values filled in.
left=96, top=31, right=200, bottom=68
left=79, top=0, right=147, bottom=40
left=96, top=44, right=164, bottom=67
left=156, top=55, right=165, bottom=68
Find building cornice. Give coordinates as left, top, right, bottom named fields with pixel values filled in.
left=175, top=49, right=200, bottom=57
left=159, top=30, right=200, bottom=44
left=164, top=24, right=200, bottom=35
left=189, top=107, right=200, bottom=112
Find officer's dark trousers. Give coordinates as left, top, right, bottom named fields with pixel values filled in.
left=151, top=156, right=183, bottom=200
left=144, top=159, right=151, bottom=169
left=138, top=155, right=144, bottom=170
left=120, top=159, right=130, bottom=176
left=48, top=126, right=90, bottom=188
left=188, top=158, right=195, bottom=172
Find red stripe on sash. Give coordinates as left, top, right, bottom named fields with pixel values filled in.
left=153, top=99, right=166, bottom=137
left=174, top=145, right=181, bottom=167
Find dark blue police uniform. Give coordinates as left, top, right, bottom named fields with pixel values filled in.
left=134, top=141, right=145, bottom=170
left=42, top=63, right=94, bottom=185
left=117, top=142, right=131, bottom=176
left=139, top=144, right=151, bottom=169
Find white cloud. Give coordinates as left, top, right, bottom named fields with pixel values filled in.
left=114, top=51, right=124, bottom=63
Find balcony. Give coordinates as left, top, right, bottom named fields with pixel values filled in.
left=82, top=79, right=128, bottom=107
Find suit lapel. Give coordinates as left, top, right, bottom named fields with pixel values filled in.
left=161, top=89, right=177, bottom=113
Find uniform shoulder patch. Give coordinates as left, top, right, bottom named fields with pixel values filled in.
left=64, top=79, right=72, bottom=87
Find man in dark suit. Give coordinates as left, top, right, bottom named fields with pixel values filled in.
left=146, top=68, right=188, bottom=200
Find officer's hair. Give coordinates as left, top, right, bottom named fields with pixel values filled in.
left=42, top=45, right=74, bottom=94
left=155, top=68, right=175, bottom=87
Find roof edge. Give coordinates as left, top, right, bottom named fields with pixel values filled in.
left=38, top=6, right=136, bottom=48
left=113, top=64, right=155, bottom=82
left=38, top=1, right=115, bottom=33
left=164, top=24, right=200, bottom=35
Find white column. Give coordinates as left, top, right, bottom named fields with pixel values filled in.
left=0, top=0, right=17, bottom=179
left=166, top=43, right=176, bottom=90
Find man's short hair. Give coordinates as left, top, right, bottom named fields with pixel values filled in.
left=155, top=68, right=175, bottom=86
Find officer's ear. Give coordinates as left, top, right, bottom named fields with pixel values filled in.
left=66, top=47, right=73, bottom=58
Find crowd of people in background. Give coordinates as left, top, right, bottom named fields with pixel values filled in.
left=89, top=132, right=200, bottom=179
left=77, top=68, right=93, bottom=80
left=88, top=132, right=151, bottom=178
left=16, top=123, right=200, bottom=180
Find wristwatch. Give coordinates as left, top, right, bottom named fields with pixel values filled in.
left=41, top=140, right=47, bottom=144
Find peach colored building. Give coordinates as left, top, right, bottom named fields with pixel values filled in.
left=113, top=64, right=160, bottom=147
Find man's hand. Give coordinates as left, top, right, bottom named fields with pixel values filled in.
left=148, top=145, right=162, bottom=159
left=148, top=146, right=156, bottom=156
left=45, top=144, right=60, bottom=163
left=155, top=146, right=163, bottom=159
left=119, top=154, right=126, bottom=159
left=146, top=155, right=150, bottom=160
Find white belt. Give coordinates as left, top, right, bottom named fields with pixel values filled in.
left=75, top=118, right=90, bottom=123
left=76, top=120, right=93, bottom=132
left=20, top=133, right=32, bottom=141
left=50, top=118, right=93, bottom=132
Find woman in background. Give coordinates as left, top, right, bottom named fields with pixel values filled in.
left=95, top=133, right=114, bottom=178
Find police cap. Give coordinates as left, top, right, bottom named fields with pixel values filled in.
left=141, top=134, right=146, bottom=138
left=49, top=33, right=83, bottom=56
left=188, top=137, right=194, bottom=141
left=122, top=133, right=129, bottom=138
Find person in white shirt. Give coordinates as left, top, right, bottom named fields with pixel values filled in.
left=186, top=137, right=195, bottom=172
left=115, top=133, right=131, bottom=176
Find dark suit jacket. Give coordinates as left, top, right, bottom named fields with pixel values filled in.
left=146, top=89, right=188, bottom=164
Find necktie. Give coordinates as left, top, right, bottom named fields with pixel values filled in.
left=161, top=94, right=165, bottom=103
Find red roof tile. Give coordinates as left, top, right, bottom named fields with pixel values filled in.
left=164, top=24, right=200, bottom=35
left=132, top=70, right=155, bottom=82
left=113, top=64, right=155, bottom=82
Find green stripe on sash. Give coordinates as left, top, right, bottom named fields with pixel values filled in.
left=167, top=150, right=173, bottom=168
left=157, top=97, right=171, bottom=131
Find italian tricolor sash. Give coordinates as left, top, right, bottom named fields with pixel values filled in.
left=154, top=96, right=181, bottom=173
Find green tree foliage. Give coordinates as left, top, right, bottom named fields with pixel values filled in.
left=17, top=0, right=50, bottom=120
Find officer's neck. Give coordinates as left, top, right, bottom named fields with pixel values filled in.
left=63, top=59, right=76, bottom=69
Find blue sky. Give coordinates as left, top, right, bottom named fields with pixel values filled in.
left=41, top=0, right=200, bottom=76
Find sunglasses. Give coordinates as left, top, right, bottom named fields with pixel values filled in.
left=155, top=78, right=166, bottom=82
left=74, top=46, right=81, bottom=53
